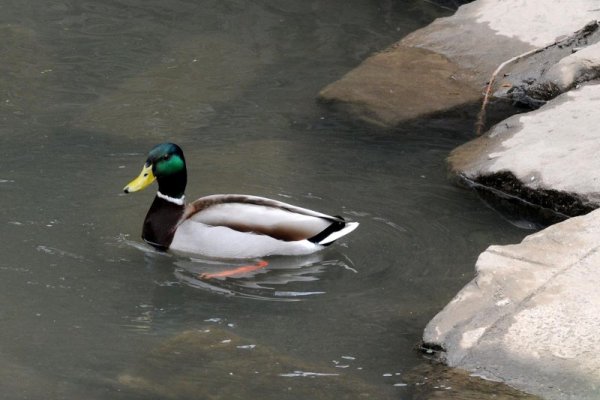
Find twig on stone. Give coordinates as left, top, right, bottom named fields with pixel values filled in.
left=475, top=47, right=546, bottom=136
left=475, top=20, right=600, bottom=136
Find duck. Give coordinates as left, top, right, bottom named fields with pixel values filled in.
left=123, top=143, right=359, bottom=259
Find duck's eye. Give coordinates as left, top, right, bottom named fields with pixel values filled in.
left=163, top=154, right=171, bottom=160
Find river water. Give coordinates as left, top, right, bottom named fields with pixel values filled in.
left=0, top=1, right=532, bottom=398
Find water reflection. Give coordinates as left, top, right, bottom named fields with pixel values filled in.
left=119, top=234, right=357, bottom=300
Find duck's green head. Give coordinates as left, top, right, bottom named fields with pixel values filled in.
left=123, top=143, right=187, bottom=198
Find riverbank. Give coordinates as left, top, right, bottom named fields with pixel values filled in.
left=318, top=1, right=600, bottom=399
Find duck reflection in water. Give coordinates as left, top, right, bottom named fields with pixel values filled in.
left=172, top=252, right=357, bottom=300
left=120, top=225, right=357, bottom=300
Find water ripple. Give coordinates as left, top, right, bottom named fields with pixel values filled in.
left=173, top=253, right=353, bottom=301
left=117, top=234, right=356, bottom=301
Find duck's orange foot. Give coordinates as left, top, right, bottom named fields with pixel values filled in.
left=199, top=260, right=269, bottom=280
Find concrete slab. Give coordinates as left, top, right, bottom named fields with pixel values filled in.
left=422, top=209, right=600, bottom=399
left=473, top=0, right=600, bottom=47
left=449, top=83, right=600, bottom=216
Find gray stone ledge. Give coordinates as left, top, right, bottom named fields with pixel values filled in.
left=423, top=209, right=600, bottom=399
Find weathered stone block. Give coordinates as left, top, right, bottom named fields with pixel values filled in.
left=423, top=209, right=600, bottom=399
left=449, top=83, right=600, bottom=219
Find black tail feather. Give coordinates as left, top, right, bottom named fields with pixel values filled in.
left=308, top=219, right=346, bottom=246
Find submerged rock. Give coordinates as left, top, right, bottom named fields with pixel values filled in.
left=319, top=45, right=481, bottom=127
left=403, top=363, right=540, bottom=400
left=422, top=209, right=600, bottom=399
left=118, top=327, right=389, bottom=399
left=318, top=0, right=600, bottom=127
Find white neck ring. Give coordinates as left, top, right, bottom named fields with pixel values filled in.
left=157, top=191, right=185, bottom=206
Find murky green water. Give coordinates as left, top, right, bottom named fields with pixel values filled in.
left=0, top=1, right=532, bottom=398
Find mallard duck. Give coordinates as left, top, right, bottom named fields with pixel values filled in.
left=123, top=143, right=359, bottom=259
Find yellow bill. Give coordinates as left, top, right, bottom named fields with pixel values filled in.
left=123, top=163, right=155, bottom=193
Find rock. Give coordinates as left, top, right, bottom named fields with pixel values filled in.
left=468, top=0, right=600, bottom=48
left=118, top=327, right=389, bottom=399
left=494, top=21, right=600, bottom=109
left=449, top=83, right=600, bottom=221
left=422, top=208, right=600, bottom=399
left=544, top=40, right=600, bottom=92
left=318, top=0, right=600, bottom=127
left=318, top=46, right=481, bottom=127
